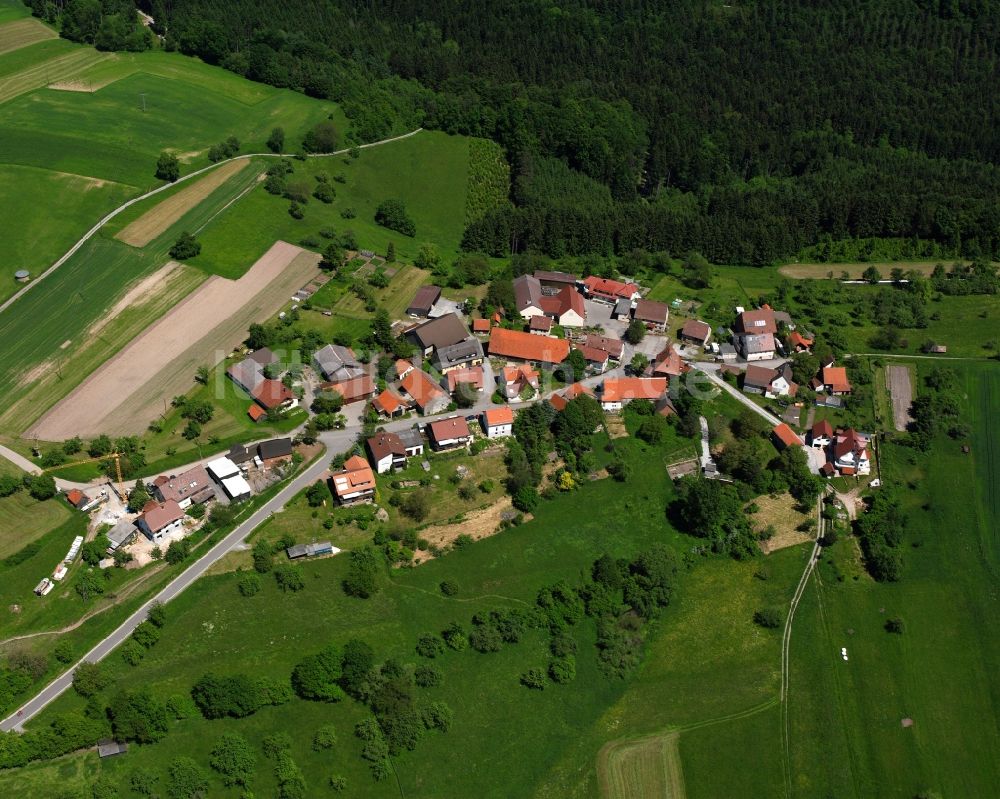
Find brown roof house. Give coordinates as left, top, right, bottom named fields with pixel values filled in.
left=366, top=431, right=421, bottom=474
left=329, top=456, right=376, bottom=505
left=152, top=465, right=215, bottom=509
left=136, top=499, right=185, bottom=544
left=632, top=299, right=669, bottom=331
left=679, top=319, right=712, bottom=346
left=399, top=368, right=450, bottom=415
left=408, top=313, right=471, bottom=356
left=428, top=417, right=473, bottom=450
left=539, top=286, right=586, bottom=327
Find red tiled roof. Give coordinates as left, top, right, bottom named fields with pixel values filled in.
left=812, top=419, right=833, bottom=438
left=447, top=367, right=484, bottom=392
left=367, top=431, right=406, bottom=461
left=539, top=286, right=585, bottom=319
left=772, top=423, right=802, bottom=448
left=502, top=364, right=539, bottom=385
left=472, top=318, right=491, bottom=333
left=633, top=298, right=669, bottom=324
left=788, top=331, right=813, bottom=349
left=252, top=379, right=293, bottom=409
left=600, top=377, right=668, bottom=402
left=651, top=347, right=685, bottom=377
left=399, top=368, right=446, bottom=411
left=247, top=404, right=265, bottom=421
left=330, top=456, right=376, bottom=499
left=488, top=328, right=570, bottom=364
left=429, top=417, right=471, bottom=443
left=823, top=366, right=852, bottom=393
left=140, top=499, right=185, bottom=533
left=373, top=389, right=406, bottom=415
left=324, top=374, right=377, bottom=404
left=574, top=343, right=609, bottom=364
left=484, top=407, right=514, bottom=427
left=736, top=308, right=777, bottom=335
left=582, top=275, right=639, bottom=299
left=529, top=315, right=553, bottom=331
left=66, top=489, right=84, bottom=506
left=548, top=393, right=568, bottom=412
left=564, top=382, right=594, bottom=399
left=585, top=334, right=624, bottom=359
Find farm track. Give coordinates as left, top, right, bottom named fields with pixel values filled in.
left=0, top=47, right=110, bottom=104
left=0, top=127, right=424, bottom=315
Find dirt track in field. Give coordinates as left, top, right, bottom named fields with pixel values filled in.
left=115, top=159, right=249, bottom=247
left=887, top=364, right=914, bottom=431
left=0, top=18, right=56, bottom=55
left=31, top=242, right=319, bottom=439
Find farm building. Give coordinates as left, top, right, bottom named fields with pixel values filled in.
left=433, top=337, right=485, bottom=373
left=598, top=377, right=668, bottom=412
left=581, top=276, right=640, bottom=304
left=258, top=438, right=293, bottom=465
left=406, top=285, right=442, bottom=317
left=679, top=319, right=712, bottom=346
left=312, top=344, right=363, bottom=382
left=585, top=334, right=624, bottom=361
left=539, top=286, right=586, bottom=327
left=488, top=327, right=570, bottom=365
left=573, top=343, right=610, bottom=374
left=529, top=315, right=553, bottom=334
left=533, top=269, right=578, bottom=289
left=771, top=423, right=802, bottom=450
left=323, top=374, right=377, bottom=404
left=632, top=299, right=669, bottom=331
left=513, top=274, right=545, bottom=318
left=286, top=541, right=337, bottom=559
left=407, top=313, right=471, bottom=356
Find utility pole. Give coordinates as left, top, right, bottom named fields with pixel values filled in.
left=139, top=92, right=147, bottom=112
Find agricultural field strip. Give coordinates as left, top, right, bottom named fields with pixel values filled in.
left=31, top=242, right=319, bottom=439
left=0, top=17, right=55, bottom=55
left=115, top=159, right=250, bottom=246
left=0, top=127, right=423, bottom=315
left=0, top=47, right=111, bottom=105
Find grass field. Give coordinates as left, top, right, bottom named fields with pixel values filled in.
left=0, top=459, right=71, bottom=557
left=333, top=264, right=431, bottom=319
left=0, top=16, right=55, bottom=55
left=777, top=260, right=990, bottom=279
left=597, top=731, right=686, bottom=799
left=188, top=131, right=470, bottom=277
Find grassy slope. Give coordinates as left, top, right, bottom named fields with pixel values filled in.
left=787, top=361, right=1000, bottom=798
left=0, top=33, right=340, bottom=304
left=189, top=131, right=469, bottom=278
left=0, top=459, right=72, bottom=557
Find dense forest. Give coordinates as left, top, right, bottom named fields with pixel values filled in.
left=30, top=0, right=1000, bottom=264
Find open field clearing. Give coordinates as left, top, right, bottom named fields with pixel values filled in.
left=886, top=363, right=914, bottom=431
left=0, top=163, right=133, bottom=303
left=0, top=0, right=27, bottom=23
left=333, top=263, right=431, bottom=318
left=190, top=130, right=470, bottom=276
left=0, top=459, right=72, bottom=555
left=749, top=493, right=813, bottom=554
left=115, top=159, right=250, bottom=246
left=598, top=732, right=686, bottom=799
left=0, top=16, right=54, bottom=55
left=32, top=242, right=319, bottom=439
left=776, top=261, right=988, bottom=279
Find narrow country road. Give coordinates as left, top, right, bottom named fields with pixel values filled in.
left=0, top=128, right=424, bottom=315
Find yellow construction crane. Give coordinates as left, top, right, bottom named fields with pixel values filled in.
left=43, top=451, right=126, bottom=499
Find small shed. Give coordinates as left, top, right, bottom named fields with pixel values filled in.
left=97, top=739, right=128, bottom=758
left=14, top=270, right=30, bottom=283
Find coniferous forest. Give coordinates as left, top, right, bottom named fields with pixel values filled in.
left=33, top=0, right=1000, bottom=264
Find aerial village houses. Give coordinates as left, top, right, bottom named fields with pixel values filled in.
left=135, top=499, right=185, bottom=544
left=445, top=366, right=485, bottom=394
left=406, top=285, right=442, bottom=318
left=585, top=334, right=624, bottom=362
left=258, top=438, right=293, bottom=467
left=330, top=455, right=377, bottom=504
left=488, top=327, right=570, bottom=367
left=529, top=315, right=553, bottom=334
left=372, top=388, right=408, bottom=418
left=513, top=274, right=545, bottom=319
left=787, top=331, right=814, bottom=352
left=581, top=276, right=640, bottom=305
left=501, top=364, right=540, bottom=400
left=206, top=456, right=252, bottom=500
left=632, top=299, right=669, bottom=332
left=598, top=377, right=668, bottom=412
left=64, top=488, right=102, bottom=512
left=399, top=367, right=450, bottom=415
left=539, top=286, right=586, bottom=327
left=428, top=417, right=474, bottom=450
left=152, top=465, right=214, bottom=508
left=533, top=269, right=578, bottom=290
left=482, top=406, right=514, bottom=438
left=407, top=313, right=472, bottom=357
left=679, top=319, right=712, bottom=347
left=322, top=374, right=377, bottom=405
left=733, top=307, right=778, bottom=361
left=742, top=363, right=797, bottom=398
left=810, top=419, right=834, bottom=448
left=833, top=428, right=871, bottom=475
left=822, top=364, right=853, bottom=395
left=650, top=346, right=686, bottom=380
left=312, top=344, right=363, bottom=382
left=251, top=378, right=296, bottom=413
left=573, top=342, right=610, bottom=374
left=433, top=337, right=485, bottom=373
left=366, top=430, right=422, bottom=474
left=549, top=382, right=594, bottom=412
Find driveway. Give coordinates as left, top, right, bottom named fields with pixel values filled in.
left=695, top=363, right=782, bottom=427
